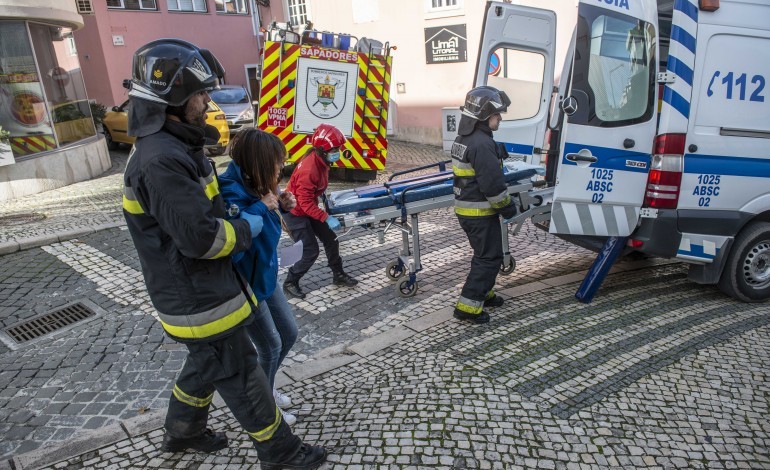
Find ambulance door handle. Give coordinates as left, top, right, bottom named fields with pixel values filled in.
left=566, top=153, right=597, bottom=163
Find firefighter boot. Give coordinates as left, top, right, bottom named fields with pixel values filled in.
left=283, top=280, right=306, bottom=299
left=453, top=309, right=491, bottom=324
left=260, top=443, right=328, bottom=470
left=484, top=295, right=505, bottom=308
left=161, top=428, right=228, bottom=453
left=332, top=270, right=358, bottom=287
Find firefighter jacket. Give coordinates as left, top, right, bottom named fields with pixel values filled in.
left=219, top=162, right=282, bottom=302
left=451, top=123, right=518, bottom=219
left=285, top=150, right=330, bottom=222
left=122, top=118, right=256, bottom=343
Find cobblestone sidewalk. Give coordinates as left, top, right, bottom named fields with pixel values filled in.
left=23, top=263, right=770, bottom=470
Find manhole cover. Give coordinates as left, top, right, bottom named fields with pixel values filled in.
left=0, top=213, right=46, bottom=226
left=1, top=300, right=103, bottom=349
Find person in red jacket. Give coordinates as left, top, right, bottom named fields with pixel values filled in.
left=282, top=124, right=359, bottom=299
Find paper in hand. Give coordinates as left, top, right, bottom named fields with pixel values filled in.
left=279, top=240, right=303, bottom=267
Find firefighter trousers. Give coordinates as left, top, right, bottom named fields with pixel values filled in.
left=456, top=216, right=502, bottom=315
left=164, top=326, right=301, bottom=461
left=283, top=212, right=343, bottom=282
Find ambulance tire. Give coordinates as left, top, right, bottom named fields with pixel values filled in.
left=718, top=221, right=770, bottom=302
left=104, top=130, right=120, bottom=150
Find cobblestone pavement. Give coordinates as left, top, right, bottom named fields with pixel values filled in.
left=1, top=141, right=769, bottom=468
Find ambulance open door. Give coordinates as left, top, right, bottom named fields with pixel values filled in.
left=475, top=2, right=556, bottom=163
left=549, top=0, right=658, bottom=237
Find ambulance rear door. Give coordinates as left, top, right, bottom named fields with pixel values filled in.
left=475, top=2, right=556, bottom=162
left=549, top=0, right=658, bottom=237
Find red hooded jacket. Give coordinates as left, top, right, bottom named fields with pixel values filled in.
left=286, top=150, right=329, bottom=222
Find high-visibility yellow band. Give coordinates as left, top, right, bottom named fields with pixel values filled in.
left=454, top=207, right=497, bottom=217
left=453, top=167, right=475, bottom=177
left=159, top=298, right=253, bottom=340
left=122, top=195, right=145, bottom=214
left=204, top=176, right=220, bottom=200
left=246, top=406, right=282, bottom=442
left=455, top=301, right=484, bottom=315
left=172, top=385, right=213, bottom=408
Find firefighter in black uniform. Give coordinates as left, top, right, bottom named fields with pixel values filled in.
left=452, top=86, right=518, bottom=324
left=122, top=39, right=326, bottom=469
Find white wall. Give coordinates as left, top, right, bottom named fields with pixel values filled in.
left=306, top=0, right=577, bottom=145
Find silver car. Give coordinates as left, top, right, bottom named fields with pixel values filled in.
left=209, top=85, right=254, bottom=133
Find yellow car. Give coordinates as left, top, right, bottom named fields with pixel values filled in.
left=102, top=100, right=230, bottom=155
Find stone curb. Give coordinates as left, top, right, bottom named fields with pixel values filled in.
left=0, top=221, right=126, bottom=255
left=3, top=257, right=682, bottom=469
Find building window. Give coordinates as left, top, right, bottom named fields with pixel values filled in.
left=424, top=0, right=463, bottom=18
left=0, top=21, right=96, bottom=164
left=215, top=0, right=249, bottom=14
left=106, top=0, right=158, bottom=10
left=76, top=0, right=95, bottom=14
left=286, top=0, right=310, bottom=26
left=168, top=0, right=207, bottom=12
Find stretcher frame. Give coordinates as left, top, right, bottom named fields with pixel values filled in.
left=326, top=160, right=553, bottom=297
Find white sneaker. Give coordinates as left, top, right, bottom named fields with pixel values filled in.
left=280, top=408, right=297, bottom=426
left=273, top=388, right=292, bottom=408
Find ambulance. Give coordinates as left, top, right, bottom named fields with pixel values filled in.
left=481, top=0, right=770, bottom=301
left=257, top=24, right=393, bottom=181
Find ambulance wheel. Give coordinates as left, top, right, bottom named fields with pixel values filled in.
left=500, top=257, right=515, bottom=275
left=718, top=221, right=770, bottom=302
left=396, top=279, right=418, bottom=297
left=104, top=130, right=119, bottom=150
left=385, top=260, right=405, bottom=281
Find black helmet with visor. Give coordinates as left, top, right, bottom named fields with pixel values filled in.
left=131, top=38, right=225, bottom=106
left=457, top=85, right=511, bottom=136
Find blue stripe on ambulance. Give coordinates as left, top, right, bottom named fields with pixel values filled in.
left=677, top=244, right=718, bottom=260
left=658, top=0, right=698, bottom=132
left=561, top=143, right=650, bottom=173
left=684, top=154, right=770, bottom=178
left=502, top=142, right=534, bottom=156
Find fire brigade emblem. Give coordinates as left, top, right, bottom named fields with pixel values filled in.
left=306, top=68, right=347, bottom=119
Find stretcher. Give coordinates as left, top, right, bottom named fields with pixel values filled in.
left=325, top=159, right=553, bottom=297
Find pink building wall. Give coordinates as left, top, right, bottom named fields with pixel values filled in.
left=74, top=0, right=264, bottom=108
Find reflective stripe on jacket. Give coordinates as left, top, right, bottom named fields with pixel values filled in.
left=123, top=119, right=255, bottom=343
left=451, top=124, right=518, bottom=219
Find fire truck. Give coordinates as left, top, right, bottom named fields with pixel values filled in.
left=257, top=24, right=394, bottom=181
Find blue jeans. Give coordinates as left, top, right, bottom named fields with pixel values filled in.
left=247, top=288, right=298, bottom=388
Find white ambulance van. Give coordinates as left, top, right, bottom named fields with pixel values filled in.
left=481, top=0, right=770, bottom=302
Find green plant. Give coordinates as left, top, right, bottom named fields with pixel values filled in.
left=90, top=101, right=107, bottom=128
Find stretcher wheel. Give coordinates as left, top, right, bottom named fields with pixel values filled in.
left=385, top=260, right=406, bottom=281
left=499, top=257, right=515, bottom=275
left=396, top=279, right=418, bottom=297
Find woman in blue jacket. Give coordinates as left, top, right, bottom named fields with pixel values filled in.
left=219, top=128, right=300, bottom=425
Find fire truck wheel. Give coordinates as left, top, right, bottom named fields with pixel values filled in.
left=718, top=221, right=770, bottom=302
left=104, top=129, right=120, bottom=150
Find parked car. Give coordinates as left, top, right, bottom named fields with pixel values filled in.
left=101, top=100, right=230, bottom=155
left=208, top=85, right=254, bottom=133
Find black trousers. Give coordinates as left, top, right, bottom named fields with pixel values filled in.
left=458, top=216, right=502, bottom=306
left=283, top=212, right=343, bottom=283
left=165, top=326, right=301, bottom=462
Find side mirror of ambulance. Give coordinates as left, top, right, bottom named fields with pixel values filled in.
left=342, top=149, right=353, bottom=160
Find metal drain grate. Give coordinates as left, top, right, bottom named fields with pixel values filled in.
left=5, top=302, right=96, bottom=344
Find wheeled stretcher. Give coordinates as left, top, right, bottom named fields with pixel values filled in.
left=324, top=159, right=552, bottom=297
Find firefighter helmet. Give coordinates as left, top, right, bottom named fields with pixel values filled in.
left=460, top=86, right=511, bottom=121
left=131, top=38, right=225, bottom=106
left=311, top=124, right=346, bottom=151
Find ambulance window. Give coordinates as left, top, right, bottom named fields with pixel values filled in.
left=570, top=5, right=655, bottom=127
left=487, top=47, right=545, bottom=121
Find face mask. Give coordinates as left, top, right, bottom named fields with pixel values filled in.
left=327, top=151, right=341, bottom=163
